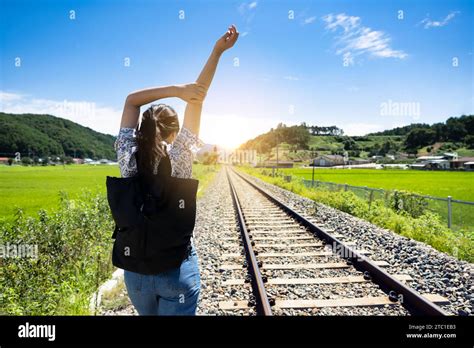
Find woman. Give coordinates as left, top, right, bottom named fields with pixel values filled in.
left=113, top=25, right=239, bottom=315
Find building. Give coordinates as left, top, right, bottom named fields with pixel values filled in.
left=312, top=155, right=345, bottom=167
left=0, top=157, right=10, bottom=165
left=411, top=152, right=458, bottom=170
left=464, top=162, right=474, bottom=171
left=450, top=157, right=474, bottom=169
left=411, top=156, right=450, bottom=169
left=443, top=152, right=459, bottom=161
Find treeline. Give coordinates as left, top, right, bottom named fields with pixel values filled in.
left=329, top=135, right=402, bottom=158
left=239, top=122, right=344, bottom=153
left=239, top=123, right=312, bottom=153
left=0, top=112, right=117, bottom=160
left=369, top=115, right=474, bottom=151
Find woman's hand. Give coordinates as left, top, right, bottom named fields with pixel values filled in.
left=214, top=25, right=239, bottom=54
left=175, top=83, right=207, bottom=104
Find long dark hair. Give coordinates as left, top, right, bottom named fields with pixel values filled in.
left=136, top=104, right=179, bottom=176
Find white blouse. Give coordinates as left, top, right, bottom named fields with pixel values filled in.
left=114, top=126, right=205, bottom=179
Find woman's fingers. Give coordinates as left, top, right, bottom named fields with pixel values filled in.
left=214, top=25, right=239, bottom=53
left=196, top=83, right=207, bottom=92
left=195, top=83, right=207, bottom=96
left=189, top=83, right=207, bottom=102
left=227, top=25, right=238, bottom=44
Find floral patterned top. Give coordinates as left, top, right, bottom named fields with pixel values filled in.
left=114, top=126, right=205, bottom=179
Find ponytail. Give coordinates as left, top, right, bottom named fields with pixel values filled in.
left=136, top=104, right=180, bottom=176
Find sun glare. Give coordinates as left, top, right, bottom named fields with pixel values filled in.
left=198, top=114, right=275, bottom=150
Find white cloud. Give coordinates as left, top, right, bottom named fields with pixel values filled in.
left=0, top=91, right=23, bottom=102
left=238, top=1, right=258, bottom=16
left=238, top=1, right=258, bottom=36
left=0, top=91, right=122, bottom=135
left=322, top=13, right=407, bottom=63
left=303, top=16, right=316, bottom=25
left=420, top=11, right=459, bottom=29
left=323, top=13, right=360, bottom=32
left=283, top=75, right=299, bottom=81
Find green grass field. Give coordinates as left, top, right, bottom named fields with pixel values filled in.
left=0, top=163, right=219, bottom=223
left=277, top=167, right=474, bottom=202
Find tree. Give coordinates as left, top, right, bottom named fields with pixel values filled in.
left=445, top=117, right=467, bottom=142
left=381, top=139, right=396, bottom=155
left=202, top=152, right=219, bottom=165
left=465, top=135, right=474, bottom=149
left=369, top=143, right=381, bottom=157
left=342, top=137, right=359, bottom=151
left=21, top=156, right=33, bottom=165
left=404, top=128, right=436, bottom=150
left=461, top=115, right=474, bottom=135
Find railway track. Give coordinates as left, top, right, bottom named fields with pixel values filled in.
left=217, top=166, right=450, bottom=315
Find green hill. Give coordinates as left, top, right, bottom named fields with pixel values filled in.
left=0, top=112, right=116, bottom=160
left=239, top=115, right=474, bottom=162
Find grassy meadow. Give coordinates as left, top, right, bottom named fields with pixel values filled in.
left=277, top=167, right=474, bottom=202
left=0, top=163, right=220, bottom=224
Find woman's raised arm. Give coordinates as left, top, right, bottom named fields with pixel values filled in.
left=119, top=84, right=207, bottom=129
left=183, top=25, right=239, bottom=136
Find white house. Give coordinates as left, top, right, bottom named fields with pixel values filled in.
left=411, top=155, right=451, bottom=170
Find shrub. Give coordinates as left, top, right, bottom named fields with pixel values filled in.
left=387, top=190, right=428, bottom=218
left=0, top=190, right=114, bottom=315
left=20, top=157, right=33, bottom=166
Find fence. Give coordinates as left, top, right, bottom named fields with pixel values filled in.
left=269, top=171, right=473, bottom=232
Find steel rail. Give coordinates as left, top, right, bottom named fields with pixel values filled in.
left=231, top=167, right=447, bottom=316
left=226, top=167, right=273, bottom=315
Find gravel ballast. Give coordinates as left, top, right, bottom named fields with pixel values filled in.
left=233, top=169, right=473, bottom=316
left=100, top=167, right=473, bottom=316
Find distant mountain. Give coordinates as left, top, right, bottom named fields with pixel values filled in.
left=0, top=112, right=116, bottom=160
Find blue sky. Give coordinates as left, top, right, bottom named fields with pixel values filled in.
left=1, top=0, right=473, bottom=148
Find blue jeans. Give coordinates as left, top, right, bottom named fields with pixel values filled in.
left=124, top=246, right=200, bottom=315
